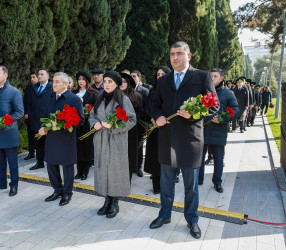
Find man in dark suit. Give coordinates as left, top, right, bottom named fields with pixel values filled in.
left=130, top=70, right=149, bottom=177
left=91, top=68, right=104, bottom=95
left=23, top=72, right=38, bottom=160
left=150, top=41, right=219, bottom=239
left=39, top=72, right=84, bottom=206
left=29, top=69, right=53, bottom=170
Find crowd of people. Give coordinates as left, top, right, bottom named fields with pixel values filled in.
left=0, top=41, right=273, bottom=239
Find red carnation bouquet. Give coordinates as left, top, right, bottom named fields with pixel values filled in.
left=84, top=104, right=93, bottom=118
left=35, top=104, right=81, bottom=139
left=0, top=114, right=14, bottom=129
left=138, top=93, right=218, bottom=147
left=79, top=107, right=129, bottom=140
left=204, top=106, right=235, bottom=125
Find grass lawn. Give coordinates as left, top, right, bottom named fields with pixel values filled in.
left=266, top=98, right=281, bottom=151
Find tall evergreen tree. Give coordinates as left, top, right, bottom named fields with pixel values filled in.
left=118, top=0, right=170, bottom=83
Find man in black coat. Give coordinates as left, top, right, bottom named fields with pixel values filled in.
left=150, top=41, right=219, bottom=239
left=23, top=72, right=38, bottom=160
left=29, top=69, right=53, bottom=170
left=130, top=70, right=149, bottom=177
left=198, top=68, right=239, bottom=193
left=231, top=78, right=249, bottom=133
left=260, top=86, right=272, bottom=115
left=39, top=72, right=84, bottom=206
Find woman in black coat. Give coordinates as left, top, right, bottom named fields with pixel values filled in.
left=73, top=71, right=98, bottom=180
left=144, top=66, right=171, bottom=194
left=120, top=73, right=144, bottom=181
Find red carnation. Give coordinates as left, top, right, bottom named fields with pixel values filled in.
left=87, top=104, right=93, bottom=113
left=121, top=115, right=128, bottom=122
left=64, top=104, right=72, bottom=110
left=65, top=123, right=72, bottom=129
left=57, top=112, right=64, bottom=120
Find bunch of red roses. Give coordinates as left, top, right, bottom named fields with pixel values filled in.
left=201, top=92, right=219, bottom=108
left=0, top=114, right=14, bottom=129
left=79, top=106, right=129, bottom=140
left=35, top=104, right=81, bottom=139
left=83, top=104, right=93, bottom=118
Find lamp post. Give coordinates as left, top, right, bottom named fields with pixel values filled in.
left=275, top=9, right=286, bottom=119
left=264, top=66, right=268, bottom=86
left=261, top=72, right=265, bottom=86
left=269, top=54, right=274, bottom=89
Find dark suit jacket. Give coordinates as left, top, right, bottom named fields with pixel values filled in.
left=29, top=81, right=54, bottom=131
left=151, top=66, right=219, bottom=169
left=44, top=90, right=84, bottom=165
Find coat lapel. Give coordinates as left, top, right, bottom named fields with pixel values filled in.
left=177, top=66, right=194, bottom=91
left=167, top=71, right=176, bottom=91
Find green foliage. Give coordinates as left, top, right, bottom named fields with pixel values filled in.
left=118, top=0, right=170, bottom=83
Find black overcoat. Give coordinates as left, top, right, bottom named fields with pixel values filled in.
left=73, top=89, right=98, bottom=162
left=29, top=81, right=54, bottom=131
left=231, top=87, right=249, bottom=117
left=151, top=66, right=219, bottom=169
left=44, top=90, right=84, bottom=165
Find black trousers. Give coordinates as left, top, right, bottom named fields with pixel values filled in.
left=77, top=161, right=90, bottom=175
left=34, top=131, right=45, bottom=163
left=232, top=118, right=244, bottom=131
left=25, top=120, right=35, bottom=154
left=261, top=103, right=269, bottom=114
left=47, top=163, right=74, bottom=196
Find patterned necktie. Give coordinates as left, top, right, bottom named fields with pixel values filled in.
left=37, top=85, right=43, bottom=95
left=175, top=72, right=183, bottom=90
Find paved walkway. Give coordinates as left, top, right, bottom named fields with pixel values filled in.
left=0, top=115, right=285, bottom=249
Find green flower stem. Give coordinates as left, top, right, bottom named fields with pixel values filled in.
left=166, top=113, right=177, bottom=121
left=78, top=128, right=97, bottom=140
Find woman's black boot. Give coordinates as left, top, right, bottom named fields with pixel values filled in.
left=97, top=196, right=111, bottom=216
left=106, top=197, right=119, bottom=218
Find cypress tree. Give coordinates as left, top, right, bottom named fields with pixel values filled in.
left=118, top=0, right=170, bottom=83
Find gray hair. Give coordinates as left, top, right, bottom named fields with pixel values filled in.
left=54, top=72, right=69, bottom=83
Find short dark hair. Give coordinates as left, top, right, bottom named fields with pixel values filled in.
left=122, top=69, right=130, bottom=74
left=38, top=69, right=49, bottom=75
left=171, top=41, right=190, bottom=53
left=211, top=68, right=223, bottom=77
left=30, top=71, right=37, bottom=76
left=0, top=65, right=8, bottom=75
left=131, top=70, right=141, bottom=77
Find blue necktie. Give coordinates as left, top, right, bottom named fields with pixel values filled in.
left=56, top=94, right=60, bottom=101
left=175, top=72, right=183, bottom=90
left=37, top=85, right=43, bottom=95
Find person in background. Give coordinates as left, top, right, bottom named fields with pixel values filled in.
left=144, top=66, right=171, bottom=194
left=89, top=70, right=136, bottom=218
left=260, top=86, right=272, bottom=115
left=73, top=71, right=98, bottom=180
left=0, top=65, right=24, bottom=196
left=91, top=68, right=104, bottom=95
left=68, top=76, right=75, bottom=90
left=23, top=72, right=38, bottom=160
left=120, top=72, right=144, bottom=181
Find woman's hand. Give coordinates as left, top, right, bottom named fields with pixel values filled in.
left=151, top=118, right=156, bottom=126
left=101, top=121, right=112, bottom=129
left=212, top=115, right=220, bottom=124
left=94, top=122, right=103, bottom=130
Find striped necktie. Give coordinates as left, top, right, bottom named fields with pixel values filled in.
left=175, top=72, right=183, bottom=90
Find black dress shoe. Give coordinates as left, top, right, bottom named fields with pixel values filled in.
left=214, top=184, right=224, bottom=193
left=45, top=192, right=61, bottom=202
left=187, top=223, right=201, bottom=239
left=153, top=189, right=160, bottom=195
left=81, top=174, right=87, bottom=180
left=59, top=196, right=71, bottom=206
left=24, top=153, right=35, bottom=160
left=244, top=128, right=247, bottom=131
left=198, top=181, right=203, bottom=185
left=30, top=162, right=45, bottom=170
left=150, top=217, right=171, bottom=229
left=106, top=197, right=119, bottom=218
left=137, top=169, right=143, bottom=177
left=175, top=176, right=180, bottom=183
left=240, top=129, right=244, bottom=133
left=74, top=173, right=81, bottom=179
left=0, top=185, right=7, bottom=189
left=98, top=196, right=111, bottom=216
left=9, top=187, right=17, bottom=196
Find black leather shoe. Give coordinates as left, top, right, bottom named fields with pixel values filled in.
left=149, top=217, right=171, bottom=229
left=214, top=184, right=224, bottom=193
left=240, top=129, right=244, bottom=133
left=153, top=189, right=160, bottom=195
left=175, top=176, right=180, bottom=183
left=59, top=196, right=71, bottom=206
left=30, top=162, right=45, bottom=170
left=45, top=192, right=61, bottom=202
left=0, top=185, right=7, bottom=189
left=9, top=187, right=17, bottom=196
left=98, top=196, right=111, bottom=216
left=187, top=223, right=201, bottom=239
left=106, top=197, right=119, bottom=218
left=244, top=128, right=247, bottom=131
left=198, top=181, right=203, bottom=185
left=81, top=174, right=87, bottom=180
left=74, top=173, right=81, bottom=179
left=137, top=169, right=143, bottom=177
left=24, top=153, right=35, bottom=160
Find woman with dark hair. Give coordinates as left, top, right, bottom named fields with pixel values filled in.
left=89, top=70, right=136, bottom=218
left=119, top=73, right=144, bottom=181
left=144, top=66, right=171, bottom=194
left=73, top=71, right=98, bottom=180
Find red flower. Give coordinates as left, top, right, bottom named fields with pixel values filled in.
left=121, top=115, right=128, bottom=122
left=57, top=112, right=64, bottom=120
left=63, top=104, right=72, bottom=110
left=65, top=122, right=72, bottom=129
left=226, top=107, right=235, bottom=117
left=116, top=107, right=127, bottom=120
left=87, top=104, right=93, bottom=113
left=3, top=114, right=14, bottom=125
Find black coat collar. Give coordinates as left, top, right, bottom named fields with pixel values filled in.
left=167, top=65, right=195, bottom=91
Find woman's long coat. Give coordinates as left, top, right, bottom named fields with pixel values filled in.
left=89, top=94, right=136, bottom=196
left=73, top=90, right=98, bottom=162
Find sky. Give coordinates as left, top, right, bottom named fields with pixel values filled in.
left=230, top=0, right=269, bottom=47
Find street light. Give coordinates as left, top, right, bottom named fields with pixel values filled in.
left=264, top=66, right=268, bottom=86
left=261, top=72, right=265, bottom=86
